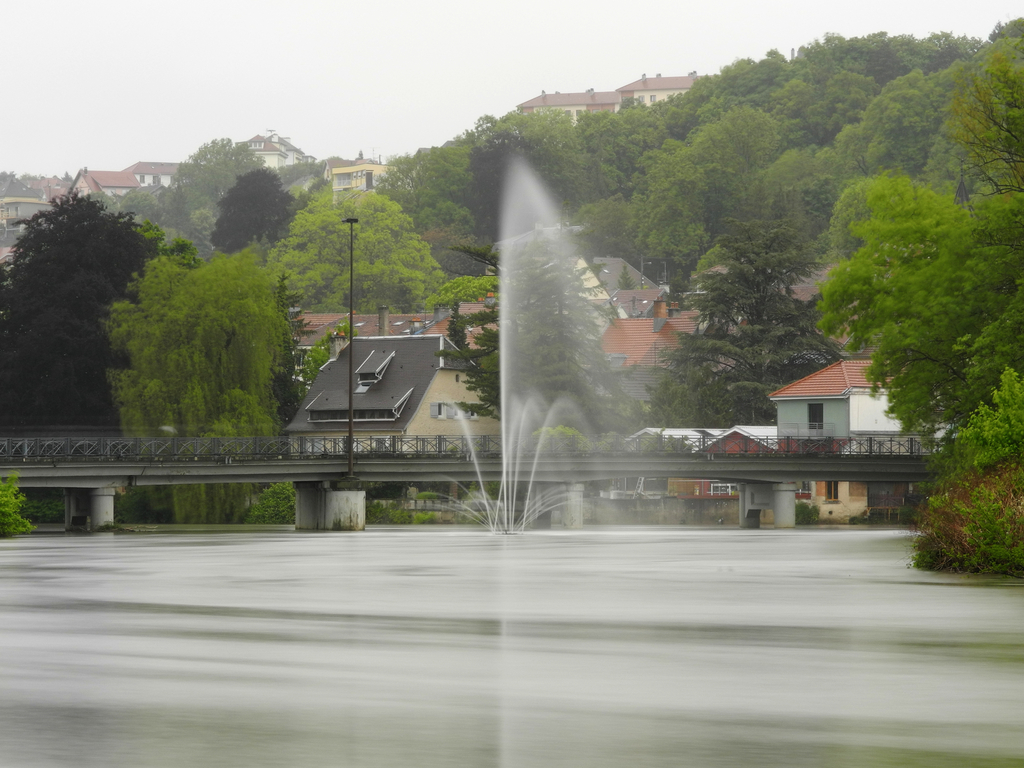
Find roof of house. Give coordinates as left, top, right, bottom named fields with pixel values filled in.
left=296, top=312, right=441, bottom=346
left=768, top=360, right=874, bottom=399
left=591, top=257, right=647, bottom=289
left=601, top=315, right=699, bottom=366
left=519, top=91, right=620, bottom=109
left=608, top=288, right=668, bottom=316
left=73, top=170, right=141, bottom=193
left=285, top=335, right=456, bottom=434
left=123, top=162, right=178, bottom=175
left=0, top=178, right=41, bottom=201
left=617, top=75, right=695, bottom=92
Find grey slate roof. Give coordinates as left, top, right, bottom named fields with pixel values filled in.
left=285, top=335, right=457, bottom=434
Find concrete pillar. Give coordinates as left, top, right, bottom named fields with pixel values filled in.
left=64, top=489, right=91, bottom=531
left=90, top=488, right=115, bottom=529
left=738, top=482, right=773, bottom=529
left=294, top=481, right=365, bottom=530
left=772, top=483, right=798, bottom=529
left=294, top=481, right=324, bottom=530
left=563, top=482, right=585, bottom=529
left=325, top=488, right=365, bottom=531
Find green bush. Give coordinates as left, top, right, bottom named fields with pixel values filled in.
left=415, top=492, right=440, bottom=500
left=0, top=476, right=35, bottom=537
left=244, top=483, right=296, bottom=524
left=19, top=488, right=64, bottom=524
left=115, top=487, right=175, bottom=524
left=366, top=502, right=412, bottom=524
left=914, top=462, right=1024, bottom=576
left=795, top=501, right=820, bottom=525
left=413, top=511, right=438, bottom=524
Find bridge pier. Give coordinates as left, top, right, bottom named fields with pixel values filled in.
left=738, top=483, right=774, bottom=529
left=772, top=483, right=798, bottom=528
left=64, top=487, right=115, bottom=531
left=294, top=481, right=365, bottom=531
left=562, top=483, right=585, bottom=529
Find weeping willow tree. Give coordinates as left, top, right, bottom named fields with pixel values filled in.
left=109, top=249, right=291, bottom=522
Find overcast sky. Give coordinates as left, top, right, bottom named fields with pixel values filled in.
left=5, top=0, right=1021, bottom=176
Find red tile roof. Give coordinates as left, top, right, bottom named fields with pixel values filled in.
left=769, top=360, right=874, bottom=398
left=601, top=315, right=698, bottom=366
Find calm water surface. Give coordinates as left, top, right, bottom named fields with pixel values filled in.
left=1, top=527, right=1023, bottom=767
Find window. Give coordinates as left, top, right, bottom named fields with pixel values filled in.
left=650, top=95, right=657, bottom=102
left=826, top=481, right=840, bottom=501
left=808, top=403, right=824, bottom=430
left=710, top=483, right=737, bottom=496
left=430, top=402, right=443, bottom=418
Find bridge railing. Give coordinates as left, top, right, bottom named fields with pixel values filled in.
left=0, top=433, right=928, bottom=463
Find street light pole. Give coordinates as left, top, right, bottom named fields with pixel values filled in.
left=343, top=217, right=358, bottom=477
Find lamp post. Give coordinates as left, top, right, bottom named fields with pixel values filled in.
left=343, top=217, right=358, bottom=477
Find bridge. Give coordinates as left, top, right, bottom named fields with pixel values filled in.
left=1, top=433, right=930, bottom=531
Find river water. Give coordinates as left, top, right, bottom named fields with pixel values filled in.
left=1, top=527, right=1022, bottom=767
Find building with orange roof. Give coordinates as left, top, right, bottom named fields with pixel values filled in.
left=518, top=89, right=620, bottom=119
left=601, top=312, right=699, bottom=400
left=770, top=360, right=917, bottom=521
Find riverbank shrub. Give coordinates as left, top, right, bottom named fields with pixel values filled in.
left=795, top=501, right=819, bottom=525
left=0, top=476, right=35, bottom=537
left=913, top=462, right=1024, bottom=576
left=19, top=488, right=64, bottom=524
left=914, top=370, right=1024, bottom=576
left=244, top=483, right=296, bottom=524
left=365, top=502, right=412, bottom=524
left=413, top=512, right=438, bottom=524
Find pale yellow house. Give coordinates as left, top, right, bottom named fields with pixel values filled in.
left=285, top=334, right=499, bottom=440
left=326, top=158, right=390, bottom=199
left=616, top=74, right=696, bottom=105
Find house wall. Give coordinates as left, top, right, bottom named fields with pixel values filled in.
left=404, top=369, right=501, bottom=437
left=811, top=480, right=868, bottom=521
left=776, top=397, right=850, bottom=436
left=848, top=389, right=901, bottom=434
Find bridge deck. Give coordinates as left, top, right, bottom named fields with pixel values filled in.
left=0, top=434, right=931, bottom=487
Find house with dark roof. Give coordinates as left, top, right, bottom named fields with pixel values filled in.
left=285, top=334, right=500, bottom=439
left=1, top=178, right=52, bottom=232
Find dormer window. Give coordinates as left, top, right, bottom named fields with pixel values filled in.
left=354, top=350, right=395, bottom=393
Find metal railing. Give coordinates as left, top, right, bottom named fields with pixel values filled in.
left=0, top=433, right=928, bottom=463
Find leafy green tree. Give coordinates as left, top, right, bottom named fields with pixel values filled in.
left=949, top=36, right=1024, bottom=194
left=820, top=175, right=1024, bottom=438
left=109, top=251, right=291, bottom=522
left=574, top=194, right=640, bottom=264
left=0, top=194, right=158, bottom=427
left=212, top=168, right=294, bottom=253
left=426, top=275, right=497, bottom=309
left=161, top=138, right=263, bottom=255
left=245, top=483, right=296, bottom=524
left=268, top=190, right=444, bottom=312
left=656, top=219, right=841, bottom=424
left=0, top=476, right=34, bottom=537
left=467, top=110, right=585, bottom=240
left=118, top=189, right=161, bottom=222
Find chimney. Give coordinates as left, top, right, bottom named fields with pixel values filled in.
left=329, top=330, right=349, bottom=360
left=668, top=301, right=680, bottom=318
left=378, top=305, right=390, bottom=336
left=433, top=305, right=451, bottom=323
left=410, top=316, right=424, bottom=332
left=83, top=167, right=88, bottom=176
left=653, top=298, right=668, bottom=318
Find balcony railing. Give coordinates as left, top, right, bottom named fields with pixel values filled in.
left=779, top=422, right=836, bottom=437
